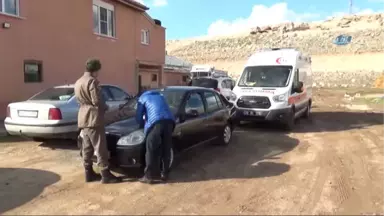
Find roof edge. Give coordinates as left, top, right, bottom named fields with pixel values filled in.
left=115, top=0, right=149, bottom=11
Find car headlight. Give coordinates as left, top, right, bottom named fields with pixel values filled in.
left=273, top=92, right=288, bottom=102
left=117, top=130, right=145, bottom=146
left=229, top=92, right=237, bottom=101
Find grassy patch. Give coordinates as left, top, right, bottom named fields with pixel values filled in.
left=353, top=97, right=384, bottom=105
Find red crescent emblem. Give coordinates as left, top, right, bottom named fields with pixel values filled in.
left=276, top=57, right=282, bottom=64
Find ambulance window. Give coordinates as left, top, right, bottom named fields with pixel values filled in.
left=292, top=69, right=300, bottom=93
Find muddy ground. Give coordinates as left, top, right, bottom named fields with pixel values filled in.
left=0, top=88, right=383, bottom=215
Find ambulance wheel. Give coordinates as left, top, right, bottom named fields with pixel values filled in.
left=282, top=109, right=295, bottom=131
left=302, top=101, right=311, bottom=119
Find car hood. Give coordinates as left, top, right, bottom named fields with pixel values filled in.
left=105, top=117, right=141, bottom=136
left=105, top=107, right=179, bottom=137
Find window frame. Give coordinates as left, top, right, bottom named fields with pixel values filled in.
left=93, top=0, right=116, bottom=38
left=100, top=86, right=114, bottom=102
left=24, top=60, right=43, bottom=83
left=291, top=69, right=300, bottom=94
left=106, top=86, right=129, bottom=101
left=183, top=92, right=205, bottom=117
left=0, top=0, right=20, bottom=16
left=141, top=29, right=150, bottom=45
left=151, top=74, right=157, bottom=82
left=203, top=91, right=221, bottom=113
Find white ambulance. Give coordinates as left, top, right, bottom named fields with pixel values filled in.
left=230, top=48, right=313, bottom=130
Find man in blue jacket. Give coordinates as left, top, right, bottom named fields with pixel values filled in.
left=136, top=90, right=175, bottom=184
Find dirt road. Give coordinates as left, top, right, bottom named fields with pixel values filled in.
left=0, top=89, right=383, bottom=215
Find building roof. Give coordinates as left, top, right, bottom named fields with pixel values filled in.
left=165, top=55, right=193, bottom=69
left=115, top=0, right=149, bottom=11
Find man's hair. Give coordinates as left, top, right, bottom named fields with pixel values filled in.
left=85, top=58, right=101, bottom=73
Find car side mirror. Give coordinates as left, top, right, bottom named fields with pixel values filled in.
left=294, top=81, right=304, bottom=93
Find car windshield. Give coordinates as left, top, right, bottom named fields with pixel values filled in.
left=238, top=66, right=292, bottom=87
left=29, top=87, right=74, bottom=101
left=191, top=78, right=218, bottom=88
left=191, top=72, right=210, bottom=78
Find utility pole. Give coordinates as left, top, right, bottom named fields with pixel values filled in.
left=349, top=0, right=353, bottom=15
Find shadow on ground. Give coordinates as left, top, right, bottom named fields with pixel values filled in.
left=0, top=136, right=30, bottom=143
left=163, top=129, right=298, bottom=183
left=0, top=168, right=61, bottom=214
left=38, top=139, right=78, bottom=151
left=237, top=111, right=384, bottom=133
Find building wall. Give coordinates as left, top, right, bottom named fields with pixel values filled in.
left=0, top=0, right=165, bottom=118
left=164, top=71, right=189, bottom=86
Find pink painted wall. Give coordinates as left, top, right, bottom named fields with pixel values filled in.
left=0, top=0, right=165, bottom=118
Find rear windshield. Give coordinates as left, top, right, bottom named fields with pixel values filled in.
left=191, top=72, right=211, bottom=78
left=191, top=78, right=218, bottom=88
left=238, top=66, right=292, bottom=87
left=29, top=87, right=75, bottom=101
left=129, top=89, right=185, bottom=112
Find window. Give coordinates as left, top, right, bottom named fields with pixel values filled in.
left=185, top=93, right=205, bottom=115
left=101, top=87, right=113, bottom=101
left=204, top=91, right=220, bottom=112
left=151, top=74, right=157, bottom=82
left=182, top=76, right=188, bottom=82
left=93, top=0, right=115, bottom=37
left=292, top=69, right=300, bottom=93
left=214, top=93, right=224, bottom=108
left=29, top=88, right=74, bottom=101
left=141, top=29, right=150, bottom=45
left=108, top=87, right=128, bottom=101
left=24, top=60, right=43, bottom=83
left=0, top=0, right=19, bottom=16
left=221, top=80, right=232, bottom=89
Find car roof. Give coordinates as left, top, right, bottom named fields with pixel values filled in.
left=53, top=84, right=120, bottom=88
left=164, top=86, right=209, bottom=91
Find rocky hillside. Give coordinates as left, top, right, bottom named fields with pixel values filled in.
left=167, top=13, right=384, bottom=88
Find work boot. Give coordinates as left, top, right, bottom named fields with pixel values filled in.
left=84, top=165, right=101, bottom=183
left=100, top=168, right=122, bottom=184
left=160, top=171, right=169, bottom=182
left=138, top=175, right=155, bottom=184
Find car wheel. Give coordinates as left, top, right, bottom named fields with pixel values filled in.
left=282, top=109, right=295, bottom=131
left=302, top=102, right=311, bottom=119
left=217, top=124, right=232, bottom=146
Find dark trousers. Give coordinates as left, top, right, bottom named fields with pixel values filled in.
left=144, top=120, right=174, bottom=178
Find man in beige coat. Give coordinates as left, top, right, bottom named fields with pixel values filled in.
left=75, top=58, right=121, bottom=184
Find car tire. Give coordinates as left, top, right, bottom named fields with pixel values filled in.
left=302, top=102, right=311, bottom=119
left=216, top=123, right=233, bottom=146
left=282, top=109, right=295, bottom=131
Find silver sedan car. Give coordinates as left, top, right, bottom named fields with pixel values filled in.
left=4, top=84, right=133, bottom=141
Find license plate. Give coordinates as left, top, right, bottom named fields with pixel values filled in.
left=18, top=110, right=38, bottom=118
left=243, top=110, right=263, bottom=116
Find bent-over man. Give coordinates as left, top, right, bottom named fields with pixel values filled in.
left=136, top=90, right=175, bottom=184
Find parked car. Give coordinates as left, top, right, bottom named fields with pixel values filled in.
left=4, top=84, right=133, bottom=141
left=191, top=77, right=236, bottom=101
left=90, top=86, right=235, bottom=170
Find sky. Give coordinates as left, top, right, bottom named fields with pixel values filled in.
left=134, top=0, right=384, bottom=40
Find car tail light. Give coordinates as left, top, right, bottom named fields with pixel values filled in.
left=214, top=88, right=221, bottom=92
left=48, top=108, right=62, bottom=120
left=6, top=106, right=10, bottom=118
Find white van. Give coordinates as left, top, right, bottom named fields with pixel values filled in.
left=230, top=48, right=313, bottom=130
